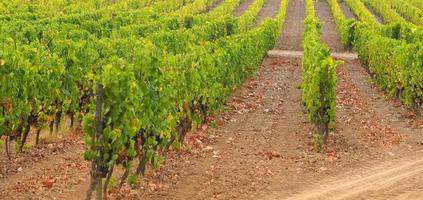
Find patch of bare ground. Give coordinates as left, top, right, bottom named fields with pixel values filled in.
left=112, top=57, right=317, bottom=200
left=315, top=0, right=344, bottom=52
left=233, top=0, right=254, bottom=17
left=256, top=0, right=282, bottom=25
left=340, top=0, right=358, bottom=19
left=277, top=0, right=305, bottom=50
left=259, top=59, right=423, bottom=200
left=0, top=128, right=90, bottom=200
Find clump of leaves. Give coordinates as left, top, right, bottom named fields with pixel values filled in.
left=210, top=121, right=218, bottom=129
left=128, top=175, right=139, bottom=186
left=107, top=176, right=117, bottom=188
left=314, top=133, right=324, bottom=153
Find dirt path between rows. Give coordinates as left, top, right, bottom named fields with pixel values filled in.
left=339, top=1, right=357, bottom=19
left=256, top=0, right=282, bottom=25
left=277, top=0, right=305, bottom=50
left=258, top=56, right=423, bottom=199
left=233, top=0, right=254, bottom=17
left=268, top=151, right=423, bottom=200
left=315, top=0, right=344, bottom=52
left=0, top=133, right=90, bottom=200
left=135, top=57, right=313, bottom=200
left=131, top=0, right=423, bottom=199
left=259, top=1, right=423, bottom=199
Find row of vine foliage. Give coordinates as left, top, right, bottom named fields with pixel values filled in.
left=329, top=0, right=423, bottom=117
left=0, top=0, right=271, bottom=197
left=385, top=0, right=423, bottom=26
left=408, top=0, right=423, bottom=10
left=0, top=0, right=222, bottom=158
left=344, top=0, right=423, bottom=44
left=302, top=0, right=340, bottom=152
left=0, top=0, right=293, bottom=198
left=82, top=0, right=290, bottom=199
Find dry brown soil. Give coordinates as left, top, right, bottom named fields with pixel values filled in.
left=233, top=0, right=255, bottom=17
left=340, top=1, right=357, bottom=19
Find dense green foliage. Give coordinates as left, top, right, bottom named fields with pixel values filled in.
left=329, top=0, right=423, bottom=117
left=302, top=0, right=339, bottom=152
left=409, top=0, right=423, bottom=10
left=0, top=0, right=219, bottom=153
left=236, top=0, right=266, bottom=32
left=385, top=0, right=423, bottom=26
left=0, top=0, right=194, bottom=23
left=362, top=0, right=407, bottom=24
left=361, top=0, right=423, bottom=43
left=327, top=0, right=356, bottom=49
left=344, top=0, right=379, bottom=25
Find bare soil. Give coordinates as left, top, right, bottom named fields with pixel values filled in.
left=315, top=0, right=344, bottom=52
left=233, top=0, right=254, bottom=17
left=256, top=0, right=282, bottom=25
left=261, top=59, right=423, bottom=199
left=266, top=151, right=423, bottom=200
left=340, top=1, right=357, bottom=19
left=277, top=0, right=305, bottom=50
left=1, top=0, right=423, bottom=200
left=0, top=128, right=90, bottom=200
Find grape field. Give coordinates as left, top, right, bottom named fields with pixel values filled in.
left=0, top=0, right=422, bottom=199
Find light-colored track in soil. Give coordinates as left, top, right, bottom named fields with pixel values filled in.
left=267, top=50, right=358, bottom=60
left=268, top=151, right=423, bottom=200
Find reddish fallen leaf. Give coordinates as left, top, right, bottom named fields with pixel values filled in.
left=42, top=179, right=54, bottom=189
left=261, top=150, right=281, bottom=160
left=217, top=118, right=225, bottom=126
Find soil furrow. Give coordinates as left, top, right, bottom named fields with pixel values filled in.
left=344, top=60, right=423, bottom=144
left=340, top=1, right=357, bottom=19
left=315, top=0, right=344, bottom=52
left=277, top=0, right=305, bottom=50
left=137, top=57, right=312, bottom=200
left=256, top=0, right=282, bottom=25
left=282, top=153, right=423, bottom=200
left=233, top=0, right=255, bottom=17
